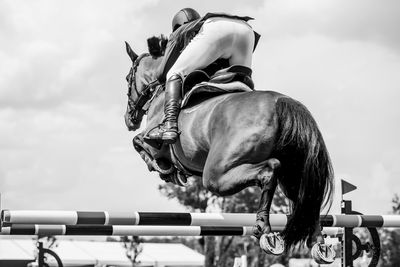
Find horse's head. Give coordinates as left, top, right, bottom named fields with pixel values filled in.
left=124, top=35, right=167, bottom=131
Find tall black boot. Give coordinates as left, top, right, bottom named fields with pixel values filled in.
left=148, top=75, right=182, bottom=144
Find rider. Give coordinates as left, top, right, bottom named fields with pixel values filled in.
left=148, top=8, right=260, bottom=144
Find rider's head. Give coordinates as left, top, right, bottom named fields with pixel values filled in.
left=172, top=8, right=200, bottom=32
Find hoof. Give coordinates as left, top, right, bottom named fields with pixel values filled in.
left=152, top=159, right=175, bottom=175
left=173, top=171, right=188, bottom=186
left=259, top=233, right=285, bottom=255
left=311, top=243, right=336, bottom=264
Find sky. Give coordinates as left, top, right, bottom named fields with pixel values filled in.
left=0, top=0, right=399, bottom=215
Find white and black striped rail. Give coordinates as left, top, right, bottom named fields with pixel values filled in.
left=0, top=225, right=254, bottom=236
left=2, top=210, right=400, bottom=228
left=1, top=210, right=260, bottom=226
left=0, top=224, right=344, bottom=237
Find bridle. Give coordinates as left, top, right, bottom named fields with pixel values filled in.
left=126, top=53, right=160, bottom=127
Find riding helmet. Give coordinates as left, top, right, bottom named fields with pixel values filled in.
left=172, top=8, right=200, bottom=32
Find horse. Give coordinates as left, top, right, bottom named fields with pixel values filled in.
left=123, top=37, right=334, bottom=260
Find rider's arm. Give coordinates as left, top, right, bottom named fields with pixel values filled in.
left=156, top=32, right=183, bottom=83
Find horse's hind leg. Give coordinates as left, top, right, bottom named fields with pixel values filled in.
left=251, top=159, right=286, bottom=255
left=202, top=144, right=284, bottom=253
left=309, top=223, right=336, bottom=264
left=252, top=158, right=280, bottom=239
left=202, top=161, right=267, bottom=196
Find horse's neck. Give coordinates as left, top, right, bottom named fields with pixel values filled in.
left=146, top=90, right=165, bottom=128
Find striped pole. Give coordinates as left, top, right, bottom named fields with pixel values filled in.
left=1, top=225, right=254, bottom=236
left=0, top=224, right=343, bottom=237
left=2, top=210, right=400, bottom=228
left=320, top=214, right=400, bottom=228
left=1, top=210, right=262, bottom=226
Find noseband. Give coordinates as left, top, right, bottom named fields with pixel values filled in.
left=127, top=53, right=160, bottom=126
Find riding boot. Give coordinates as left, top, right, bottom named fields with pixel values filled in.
left=149, top=75, right=182, bottom=144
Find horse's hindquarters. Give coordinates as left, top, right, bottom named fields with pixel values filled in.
left=178, top=91, right=281, bottom=193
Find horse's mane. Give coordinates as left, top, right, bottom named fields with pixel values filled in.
left=147, top=35, right=168, bottom=58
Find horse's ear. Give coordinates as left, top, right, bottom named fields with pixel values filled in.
left=125, top=41, right=138, bottom=62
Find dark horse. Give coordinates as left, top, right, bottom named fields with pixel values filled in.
left=124, top=37, right=334, bottom=259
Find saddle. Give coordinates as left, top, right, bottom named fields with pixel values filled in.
left=181, top=65, right=254, bottom=108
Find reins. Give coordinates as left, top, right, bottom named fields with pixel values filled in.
left=127, top=53, right=160, bottom=125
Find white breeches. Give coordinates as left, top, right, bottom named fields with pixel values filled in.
left=166, top=17, right=255, bottom=80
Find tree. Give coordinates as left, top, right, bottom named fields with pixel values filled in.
left=120, top=236, right=143, bottom=267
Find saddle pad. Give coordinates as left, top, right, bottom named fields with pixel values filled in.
left=181, top=81, right=252, bottom=108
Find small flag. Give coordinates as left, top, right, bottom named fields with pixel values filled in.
left=341, top=179, right=357, bottom=195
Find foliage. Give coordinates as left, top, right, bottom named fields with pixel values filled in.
left=158, top=178, right=210, bottom=212
left=120, top=236, right=143, bottom=266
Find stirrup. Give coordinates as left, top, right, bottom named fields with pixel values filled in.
left=160, top=121, right=179, bottom=144
left=145, top=123, right=179, bottom=144
left=161, top=130, right=179, bottom=144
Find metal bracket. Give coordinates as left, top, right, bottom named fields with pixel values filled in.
left=37, top=241, right=63, bottom=267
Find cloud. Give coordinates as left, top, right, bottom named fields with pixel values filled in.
left=0, top=101, right=183, bottom=211
left=0, top=0, right=159, bottom=110
left=255, top=0, right=400, bottom=53
left=351, top=163, right=395, bottom=214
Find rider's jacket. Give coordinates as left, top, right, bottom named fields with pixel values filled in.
left=156, top=13, right=261, bottom=83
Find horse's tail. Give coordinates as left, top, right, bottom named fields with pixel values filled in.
left=273, top=96, right=334, bottom=250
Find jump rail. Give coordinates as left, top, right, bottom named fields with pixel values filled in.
left=0, top=181, right=383, bottom=267
left=0, top=208, right=388, bottom=267
left=1, top=211, right=259, bottom=226
left=0, top=224, right=343, bottom=237
left=2, top=210, right=400, bottom=228
left=0, top=225, right=255, bottom=236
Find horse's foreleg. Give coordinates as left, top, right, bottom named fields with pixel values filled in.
left=132, top=133, right=175, bottom=175
left=132, top=133, right=154, bottom=171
